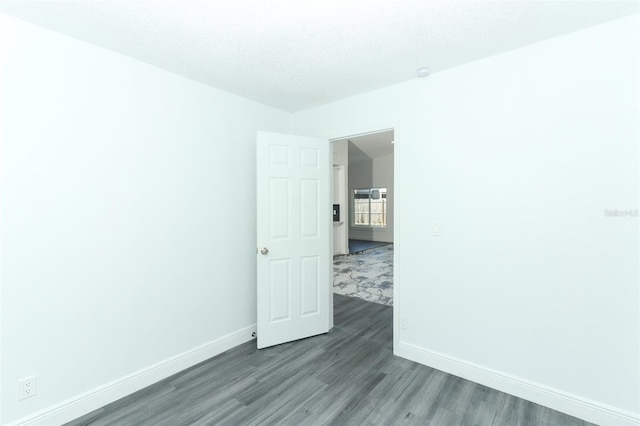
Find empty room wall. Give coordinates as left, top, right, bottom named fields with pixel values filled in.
left=0, top=13, right=290, bottom=424
left=372, top=154, right=394, bottom=243
left=348, top=156, right=374, bottom=241
left=293, top=15, right=639, bottom=425
left=332, top=140, right=349, bottom=254
left=349, top=154, right=394, bottom=243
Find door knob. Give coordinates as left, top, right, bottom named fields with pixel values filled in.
left=260, top=247, right=269, bottom=255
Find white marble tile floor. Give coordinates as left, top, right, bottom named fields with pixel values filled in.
left=333, top=244, right=393, bottom=306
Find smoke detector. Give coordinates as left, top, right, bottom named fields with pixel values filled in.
left=417, top=67, right=430, bottom=78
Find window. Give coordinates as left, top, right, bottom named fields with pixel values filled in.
left=353, top=188, right=387, bottom=227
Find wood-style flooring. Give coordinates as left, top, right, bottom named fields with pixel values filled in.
left=66, top=295, right=595, bottom=426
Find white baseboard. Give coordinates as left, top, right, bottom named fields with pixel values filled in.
left=396, top=341, right=639, bottom=426
left=8, top=325, right=257, bottom=426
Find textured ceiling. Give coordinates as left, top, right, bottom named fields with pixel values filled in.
left=1, top=1, right=638, bottom=111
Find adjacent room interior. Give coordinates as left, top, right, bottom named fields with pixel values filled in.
left=332, top=130, right=395, bottom=306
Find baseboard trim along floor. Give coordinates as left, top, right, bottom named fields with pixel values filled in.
left=7, top=325, right=257, bottom=426
left=11, top=326, right=636, bottom=425
left=396, top=341, right=640, bottom=426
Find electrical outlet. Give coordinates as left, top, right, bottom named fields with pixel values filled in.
left=18, top=376, right=37, bottom=400
left=399, top=315, right=408, bottom=330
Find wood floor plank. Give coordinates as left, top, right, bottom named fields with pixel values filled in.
left=65, top=295, right=596, bottom=426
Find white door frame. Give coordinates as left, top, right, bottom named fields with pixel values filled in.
left=328, top=125, right=398, bottom=352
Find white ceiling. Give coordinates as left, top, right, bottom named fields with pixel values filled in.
left=1, top=1, right=638, bottom=112
left=339, top=130, right=395, bottom=163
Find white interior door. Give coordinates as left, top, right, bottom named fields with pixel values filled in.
left=256, top=131, right=331, bottom=349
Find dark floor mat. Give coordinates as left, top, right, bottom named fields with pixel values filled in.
left=348, top=239, right=392, bottom=254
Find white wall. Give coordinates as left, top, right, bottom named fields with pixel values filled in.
left=0, top=13, right=290, bottom=425
left=348, top=157, right=374, bottom=241
left=293, top=15, right=640, bottom=426
left=332, top=140, right=348, bottom=254
left=372, top=154, right=394, bottom=243
left=348, top=154, right=394, bottom=243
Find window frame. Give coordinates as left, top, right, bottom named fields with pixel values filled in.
left=352, top=187, right=387, bottom=228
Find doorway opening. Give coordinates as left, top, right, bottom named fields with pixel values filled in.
left=331, top=129, right=395, bottom=307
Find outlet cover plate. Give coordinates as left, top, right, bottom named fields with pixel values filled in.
left=18, top=376, right=37, bottom=400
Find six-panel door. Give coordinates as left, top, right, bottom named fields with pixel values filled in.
left=256, top=131, right=331, bottom=349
